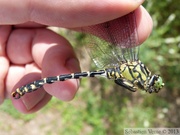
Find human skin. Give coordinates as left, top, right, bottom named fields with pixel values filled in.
left=0, top=0, right=152, bottom=113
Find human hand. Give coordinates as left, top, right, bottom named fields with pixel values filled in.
left=0, top=0, right=152, bottom=113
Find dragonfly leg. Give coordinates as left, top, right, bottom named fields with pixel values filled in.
left=114, top=78, right=137, bottom=92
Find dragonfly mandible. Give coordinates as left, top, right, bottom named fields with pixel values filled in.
left=11, top=12, right=164, bottom=99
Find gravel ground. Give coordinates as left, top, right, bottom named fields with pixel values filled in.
left=0, top=109, right=63, bottom=135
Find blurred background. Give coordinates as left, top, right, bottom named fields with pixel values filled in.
left=0, top=0, right=179, bottom=135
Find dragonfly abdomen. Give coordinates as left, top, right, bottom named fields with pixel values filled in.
left=105, top=67, right=122, bottom=79
left=11, top=70, right=107, bottom=99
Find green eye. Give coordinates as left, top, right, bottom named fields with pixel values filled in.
left=154, top=77, right=164, bottom=89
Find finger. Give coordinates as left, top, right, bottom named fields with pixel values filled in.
left=6, top=63, right=42, bottom=98
left=0, top=26, right=11, bottom=104
left=8, top=29, right=80, bottom=112
left=13, top=90, right=51, bottom=114
left=0, top=57, right=9, bottom=104
left=135, top=6, right=153, bottom=44
left=0, top=0, right=144, bottom=27
left=11, top=70, right=51, bottom=114
left=32, top=29, right=80, bottom=101
left=0, top=26, right=12, bottom=56
left=6, top=29, right=34, bottom=64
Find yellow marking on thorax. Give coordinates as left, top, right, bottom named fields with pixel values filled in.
left=134, top=64, right=148, bottom=81
left=120, top=61, right=148, bottom=82
left=120, top=63, right=134, bottom=81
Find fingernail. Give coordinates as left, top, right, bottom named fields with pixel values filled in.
left=66, top=58, right=81, bottom=72
left=22, top=89, right=46, bottom=110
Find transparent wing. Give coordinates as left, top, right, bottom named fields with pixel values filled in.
left=83, top=12, right=139, bottom=68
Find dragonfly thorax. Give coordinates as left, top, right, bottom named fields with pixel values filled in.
left=111, top=60, right=164, bottom=93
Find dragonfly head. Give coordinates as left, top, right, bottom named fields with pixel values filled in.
left=146, top=74, right=164, bottom=93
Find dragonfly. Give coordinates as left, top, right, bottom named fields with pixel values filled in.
left=11, top=12, right=164, bottom=99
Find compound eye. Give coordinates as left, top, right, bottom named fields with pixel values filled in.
left=154, top=76, right=164, bottom=92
